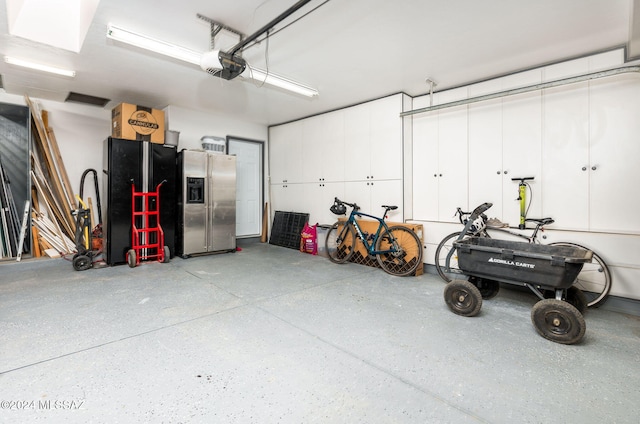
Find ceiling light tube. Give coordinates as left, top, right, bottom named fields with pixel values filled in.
left=243, top=65, right=319, bottom=97
left=4, top=56, right=76, bottom=77
left=106, top=24, right=201, bottom=65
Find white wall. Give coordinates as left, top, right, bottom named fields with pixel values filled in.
left=164, top=105, right=267, bottom=151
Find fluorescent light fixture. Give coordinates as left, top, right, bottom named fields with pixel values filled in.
left=243, top=65, right=319, bottom=97
left=106, top=23, right=318, bottom=97
left=106, top=23, right=201, bottom=65
left=4, top=56, right=76, bottom=77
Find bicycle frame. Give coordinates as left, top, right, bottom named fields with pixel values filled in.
left=342, top=209, right=396, bottom=255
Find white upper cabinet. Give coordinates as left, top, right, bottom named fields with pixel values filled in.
left=269, top=121, right=303, bottom=184
left=413, top=91, right=468, bottom=222
left=270, top=94, right=406, bottom=225
left=588, top=74, right=640, bottom=234
left=370, top=95, right=403, bottom=181
left=542, top=80, right=590, bottom=230
left=301, top=112, right=345, bottom=183
left=344, top=102, right=371, bottom=181
left=344, top=95, right=404, bottom=182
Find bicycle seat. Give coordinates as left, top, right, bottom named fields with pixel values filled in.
left=382, top=205, right=398, bottom=210
left=525, top=217, right=555, bottom=226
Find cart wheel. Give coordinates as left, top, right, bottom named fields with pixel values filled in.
left=127, top=249, right=137, bottom=268
left=72, top=254, right=92, bottom=271
left=566, top=287, right=588, bottom=315
left=444, top=279, right=482, bottom=317
left=162, top=246, right=171, bottom=263
left=531, top=299, right=586, bottom=345
left=470, top=277, right=500, bottom=300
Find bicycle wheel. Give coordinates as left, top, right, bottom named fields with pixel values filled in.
left=548, top=242, right=611, bottom=308
left=325, top=221, right=356, bottom=264
left=375, top=226, right=423, bottom=276
left=434, top=232, right=475, bottom=282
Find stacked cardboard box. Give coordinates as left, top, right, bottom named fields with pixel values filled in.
left=112, top=103, right=164, bottom=144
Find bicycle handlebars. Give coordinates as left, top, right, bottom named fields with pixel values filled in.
left=455, top=202, right=493, bottom=224
left=333, top=197, right=360, bottom=211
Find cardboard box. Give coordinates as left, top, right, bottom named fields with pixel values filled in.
left=112, top=103, right=165, bottom=144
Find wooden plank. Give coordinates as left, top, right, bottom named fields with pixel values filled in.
left=25, top=97, right=75, bottom=236
left=30, top=168, right=73, bottom=238
left=31, top=223, right=42, bottom=258
left=31, top=171, right=74, bottom=253
left=46, top=124, right=77, bottom=210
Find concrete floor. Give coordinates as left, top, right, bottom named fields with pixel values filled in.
left=1, top=239, right=639, bottom=423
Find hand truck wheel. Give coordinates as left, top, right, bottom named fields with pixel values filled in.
left=127, top=249, right=137, bottom=268
left=73, top=254, right=92, bottom=271
left=162, top=246, right=171, bottom=263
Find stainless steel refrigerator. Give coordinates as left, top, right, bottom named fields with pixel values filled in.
left=177, top=150, right=236, bottom=257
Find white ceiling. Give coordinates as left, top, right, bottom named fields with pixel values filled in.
left=0, top=0, right=634, bottom=126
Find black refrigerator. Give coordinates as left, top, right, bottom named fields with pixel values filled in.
left=102, top=137, right=177, bottom=265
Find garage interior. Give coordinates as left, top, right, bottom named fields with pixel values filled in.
left=1, top=0, right=640, bottom=422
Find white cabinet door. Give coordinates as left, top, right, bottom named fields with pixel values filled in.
left=468, top=99, right=504, bottom=218
left=502, top=91, right=542, bottom=223
left=541, top=82, right=590, bottom=230
left=344, top=102, right=371, bottom=181
left=370, top=179, right=404, bottom=222
left=301, top=115, right=324, bottom=183
left=370, top=95, right=403, bottom=181
left=322, top=112, right=345, bottom=182
left=344, top=95, right=404, bottom=182
left=307, top=182, right=345, bottom=225
left=343, top=181, right=373, bottom=215
left=270, top=183, right=304, bottom=216
left=589, top=75, right=640, bottom=233
left=269, top=122, right=303, bottom=184
left=437, top=106, right=469, bottom=222
left=344, top=180, right=403, bottom=222
left=412, top=109, right=439, bottom=221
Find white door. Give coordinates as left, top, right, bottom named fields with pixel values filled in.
left=228, top=138, right=263, bottom=238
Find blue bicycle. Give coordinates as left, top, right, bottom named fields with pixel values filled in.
left=325, top=198, right=423, bottom=276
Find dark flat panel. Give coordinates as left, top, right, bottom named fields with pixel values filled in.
left=104, top=137, right=142, bottom=265
left=150, top=144, right=177, bottom=257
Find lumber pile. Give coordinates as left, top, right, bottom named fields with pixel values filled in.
left=26, top=96, right=77, bottom=257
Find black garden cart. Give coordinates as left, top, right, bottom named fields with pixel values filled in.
left=443, top=237, right=593, bottom=344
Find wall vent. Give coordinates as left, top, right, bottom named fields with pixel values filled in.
left=65, top=92, right=110, bottom=107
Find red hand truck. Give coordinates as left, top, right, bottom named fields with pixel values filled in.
left=126, top=180, right=170, bottom=268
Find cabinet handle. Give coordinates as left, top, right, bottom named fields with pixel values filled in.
left=582, top=167, right=587, bottom=171
left=434, top=174, right=437, bottom=177
left=496, top=171, right=501, bottom=175
left=592, top=166, right=597, bottom=171
left=503, top=170, right=508, bottom=175
left=439, top=173, right=443, bottom=177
